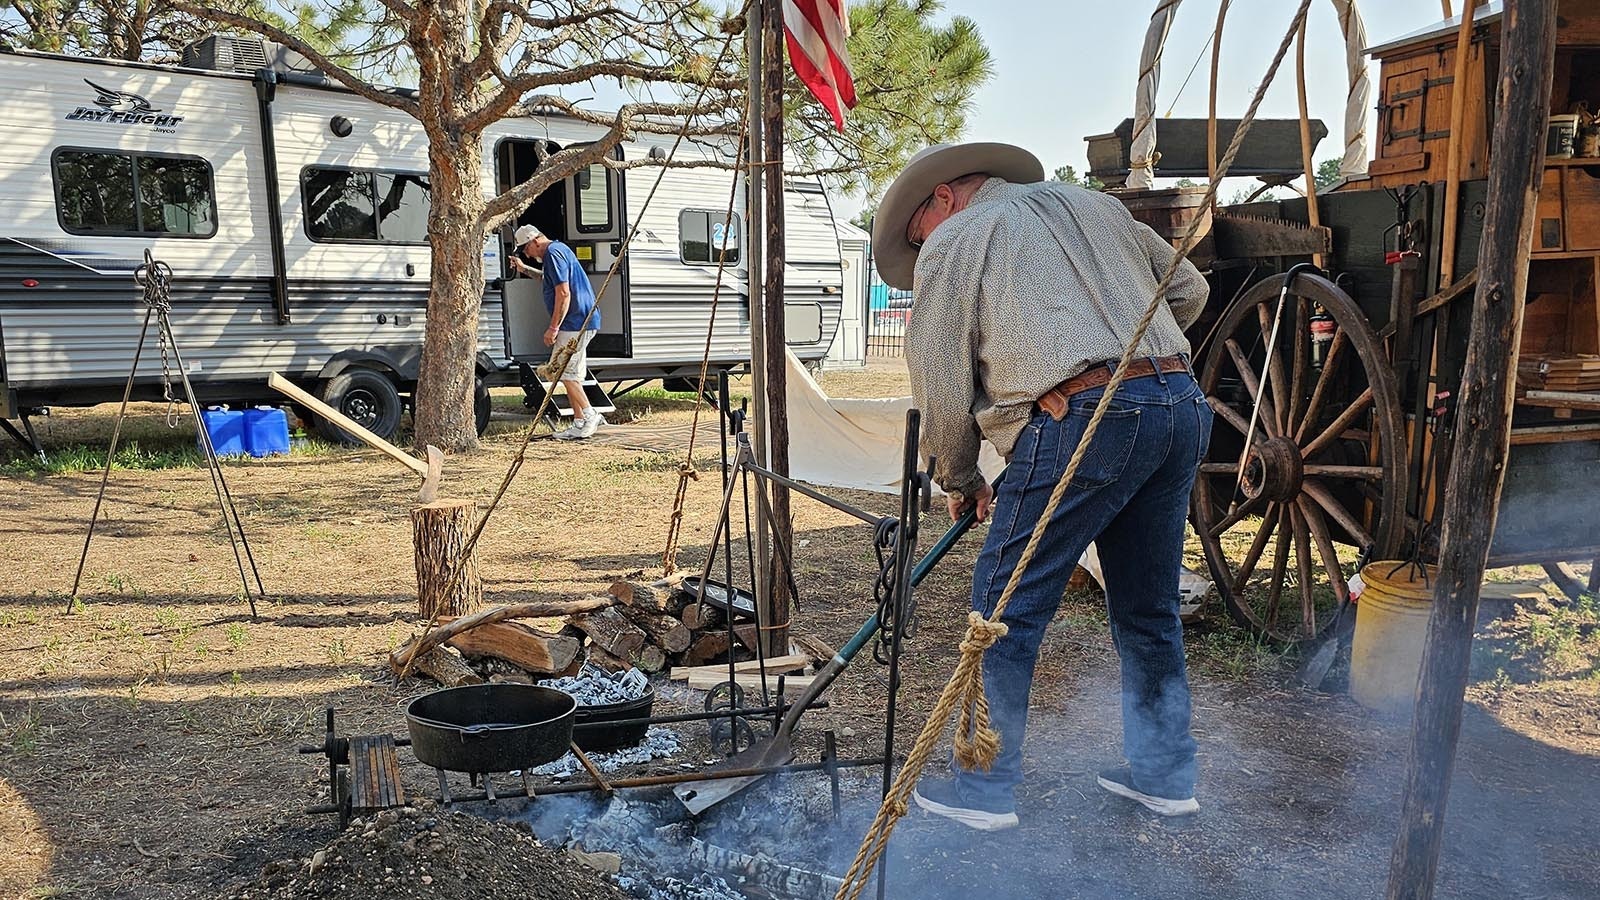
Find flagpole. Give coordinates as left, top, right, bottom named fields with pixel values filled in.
left=759, top=0, right=793, bottom=657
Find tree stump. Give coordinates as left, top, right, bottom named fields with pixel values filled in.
left=411, top=499, right=483, bottom=618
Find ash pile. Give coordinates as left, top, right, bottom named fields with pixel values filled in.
left=228, top=802, right=627, bottom=900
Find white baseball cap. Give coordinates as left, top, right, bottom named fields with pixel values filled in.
left=513, top=224, right=541, bottom=245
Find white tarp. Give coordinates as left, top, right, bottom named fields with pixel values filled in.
left=783, top=349, right=1211, bottom=610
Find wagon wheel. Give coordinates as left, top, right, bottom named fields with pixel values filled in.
left=1541, top=559, right=1599, bottom=602
left=1192, top=273, right=1406, bottom=644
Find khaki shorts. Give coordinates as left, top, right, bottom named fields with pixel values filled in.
left=553, top=329, right=596, bottom=381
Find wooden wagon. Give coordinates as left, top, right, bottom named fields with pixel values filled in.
left=1094, top=1, right=1600, bottom=644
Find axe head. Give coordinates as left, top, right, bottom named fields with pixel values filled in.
left=418, top=445, right=444, bottom=504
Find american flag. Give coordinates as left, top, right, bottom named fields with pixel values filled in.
left=783, top=0, right=857, bottom=132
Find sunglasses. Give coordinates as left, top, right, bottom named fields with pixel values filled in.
left=907, top=196, right=932, bottom=251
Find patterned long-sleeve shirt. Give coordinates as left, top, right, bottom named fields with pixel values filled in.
left=906, top=178, right=1209, bottom=499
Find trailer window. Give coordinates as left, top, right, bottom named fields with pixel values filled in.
left=303, top=166, right=430, bottom=243
left=679, top=209, right=741, bottom=266
left=575, top=162, right=611, bottom=233
left=53, top=149, right=215, bottom=237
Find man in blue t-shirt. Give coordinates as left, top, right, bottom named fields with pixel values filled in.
left=511, top=224, right=605, bottom=439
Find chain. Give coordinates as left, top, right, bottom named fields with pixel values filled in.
left=135, top=252, right=182, bottom=427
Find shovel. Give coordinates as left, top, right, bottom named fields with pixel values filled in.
left=1297, top=599, right=1355, bottom=690
left=673, top=502, right=985, bottom=815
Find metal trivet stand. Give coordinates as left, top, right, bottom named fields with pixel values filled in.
left=67, top=249, right=265, bottom=616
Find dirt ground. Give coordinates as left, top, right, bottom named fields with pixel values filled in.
left=2, top=358, right=1597, bottom=899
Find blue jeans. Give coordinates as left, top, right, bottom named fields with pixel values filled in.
left=955, top=366, right=1212, bottom=808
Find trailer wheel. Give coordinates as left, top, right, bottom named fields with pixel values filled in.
left=474, top=377, right=492, bottom=437
left=316, top=368, right=403, bottom=445
left=1191, top=273, right=1406, bottom=645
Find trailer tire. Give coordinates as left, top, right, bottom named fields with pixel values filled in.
left=474, top=377, right=492, bottom=437
left=315, top=368, right=404, bottom=445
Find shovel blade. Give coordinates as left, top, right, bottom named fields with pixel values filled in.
left=673, top=734, right=794, bottom=815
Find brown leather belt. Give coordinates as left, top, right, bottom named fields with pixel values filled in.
left=1036, top=354, right=1192, bottom=420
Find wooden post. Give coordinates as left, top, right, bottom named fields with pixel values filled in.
left=1295, top=18, right=1325, bottom=269
left=1386, top=4, right=1557, bottom=899
left=1438, top=0, right=1485, bottom=289
left=759, top=0, right=792, bottom=657
left=411, top=499, right=483, bottom=618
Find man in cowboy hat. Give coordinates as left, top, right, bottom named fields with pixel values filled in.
left=870, top=142, right=1212, bottom=829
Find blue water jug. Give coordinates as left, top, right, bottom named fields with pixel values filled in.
left=198, top=406, right=246, bottom=457
left=243, top=406, right=291, bottom=457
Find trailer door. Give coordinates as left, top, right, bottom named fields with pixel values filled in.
left=565, top=144, right=630, bottom=358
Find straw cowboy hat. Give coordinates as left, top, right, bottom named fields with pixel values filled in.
left=870, top=142, right=1045, bottom=291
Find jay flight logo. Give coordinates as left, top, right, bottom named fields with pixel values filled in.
left=65, top=79, right=184, bottom=131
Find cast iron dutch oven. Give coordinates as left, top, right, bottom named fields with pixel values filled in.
left=572, top=684, right=655, bottom=753
left=406, top=683, right=576, bottom=773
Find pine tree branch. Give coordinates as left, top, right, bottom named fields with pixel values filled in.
left=169, top=1, right=419, bottom=117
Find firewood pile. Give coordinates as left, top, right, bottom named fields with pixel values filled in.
left=393, top=575, right=814, bottom=688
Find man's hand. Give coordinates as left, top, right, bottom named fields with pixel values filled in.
left=947, top=481, right=995, bottom=523
left=511, top=257, right=533, bottom=275
left=543, top=325, right=558, bottom=347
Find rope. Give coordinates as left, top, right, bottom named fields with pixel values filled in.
left=661, top=119, right=749, bottom=577
left=396, top=19, right=746, bottom=678
left=834, top=3, right=1316, bottom=895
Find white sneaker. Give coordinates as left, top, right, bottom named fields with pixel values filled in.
left=552, top=416, right=586, bottom=441
left=577, top=413, right=606, bottom=437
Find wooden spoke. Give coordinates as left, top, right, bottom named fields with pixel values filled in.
left=1303, top=478, right=1375, bottom=548
left=1287, top=295, right=1310, bottom=436
left=1257, top=300, right=1293, bottom=435
left=1301, top=386, right=1373, bottom=460
left=1232, top=502, right=1279, bottom=592
left=1209, top=494, right=1267, bottom=539
left=1298, top=497, right=1351, bottom=606
left=1301, top=464, right=1385, bottom=480
left=1294, top=330, right=1348, bottom=444
left=1290, top=504, right=1318, bottom=638
left=1264, top=505, right=1293, bottom=632
left=1224, top=338, right=1282, bottom=438
left=1200, top=461, right=1245, bottom=476
left=1208, top=396, right=1253, bottom=435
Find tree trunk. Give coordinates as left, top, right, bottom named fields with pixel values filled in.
left=414, top=128, right=488, bottom=451
left=411, top=499, right=482, bottom=618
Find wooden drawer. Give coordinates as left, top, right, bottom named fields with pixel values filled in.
left=1565, top=166, right=1600, bottom=251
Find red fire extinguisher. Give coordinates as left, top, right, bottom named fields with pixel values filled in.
left=1309, top=305, right=1336, bottom=369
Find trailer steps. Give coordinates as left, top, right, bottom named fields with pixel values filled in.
left=518, top=363, right=616, bottom=420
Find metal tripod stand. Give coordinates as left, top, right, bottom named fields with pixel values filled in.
left=68, top=250, right=265, bottom=616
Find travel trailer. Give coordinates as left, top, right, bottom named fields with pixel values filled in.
left=0, top=35, right=845, bottom=447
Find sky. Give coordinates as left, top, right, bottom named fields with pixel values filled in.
left=834, top=0, right=1450, bottom=220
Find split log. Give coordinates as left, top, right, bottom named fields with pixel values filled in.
left=689, top=838, right=841, bottom=900
left=568, top=606, right=647, bottom=658
left=617, top=605, right=691, bottom=654
left=790, top=632, right=838, bottom=663
left=684, top=631, right=733, bottom=666
left=440, top=617, right=582, bottom=675
left=608, top=575, right=686, bottom=613
left=731, top=623, right=761, bottom=652
left=390, top=597, right=615, bottom=678
left=410, top=500, right=482, bottom=618
left=587, top=645, right=630, bottom=673
left=409, top=645, right=483, bottom=687
left=631, top=644, right=668, bottom=674
left=679, top=603, right=723, bottom=631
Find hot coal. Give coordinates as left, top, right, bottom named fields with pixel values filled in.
left=615, top=872, right=745, bottom=900
left=544, top=663, right=650, bottom=706
left=530, top=727, right=684, bottom=779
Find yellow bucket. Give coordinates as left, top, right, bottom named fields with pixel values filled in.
left=1349, top=562, right=1438, bottom=715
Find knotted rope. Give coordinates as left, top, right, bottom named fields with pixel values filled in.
left=834, top=3, right=1315, bottom=895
